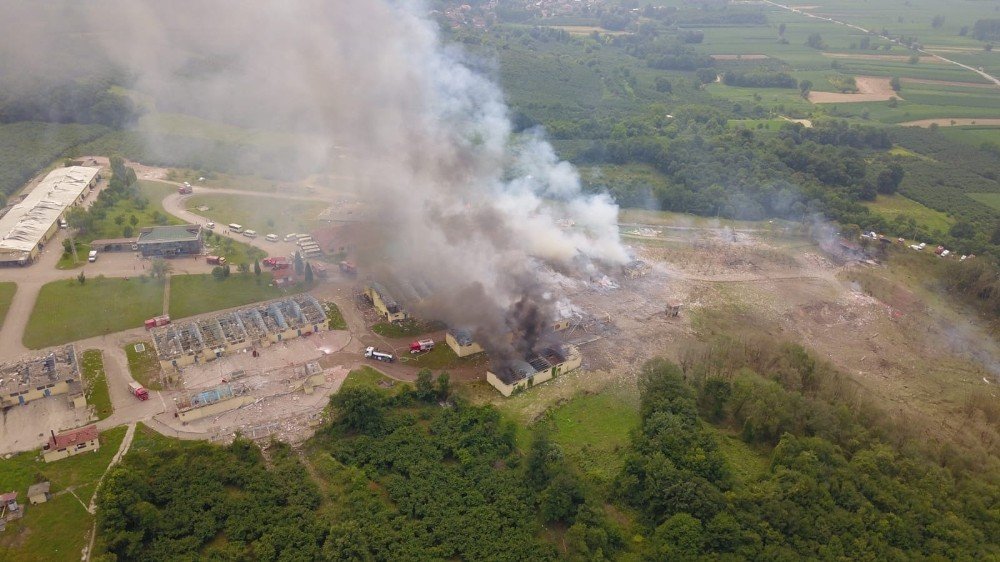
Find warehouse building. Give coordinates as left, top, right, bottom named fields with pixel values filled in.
left=136, top=224, right=203, bottom=257
left=0, top=166, right=100, bottom=266
left=152, top=295, right=328, bottom=371
left=486, top=344, right=582, bottom=397
left=446, top=329, right=484, bottom=358
left=0, top=346, right=84, bottom=409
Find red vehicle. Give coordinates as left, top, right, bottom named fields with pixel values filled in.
left=128, top=382, right=149, bottom=401
left=206, top=255, right=227, bottom=265
left=144, top=315, right=171, bottom=330
left=263, top=256, right=289, bottom=269
left=177, top=185, right=193, bottom=195
left=410, top=339, right=435, bottom=354
left=339, top=260, right=357, bottom=275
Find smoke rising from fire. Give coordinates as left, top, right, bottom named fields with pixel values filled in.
left=1, top=0, right=628, bottom=362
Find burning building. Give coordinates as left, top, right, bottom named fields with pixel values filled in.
left=364, top=282, right=408, bottom=323
left=486, top=344, right=581, bottom=397
left=446, top=329, right=484, bottom=358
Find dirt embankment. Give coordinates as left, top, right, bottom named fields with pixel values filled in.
left=809, top=76, right=901, bottom=104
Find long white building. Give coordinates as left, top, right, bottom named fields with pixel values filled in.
left=0, top=166, right=100, bottom=265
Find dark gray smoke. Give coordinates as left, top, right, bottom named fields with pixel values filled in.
left=1, top=0, right=629, bottom=364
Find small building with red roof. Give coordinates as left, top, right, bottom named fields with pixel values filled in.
left=42, top=424, right=100, bottom=463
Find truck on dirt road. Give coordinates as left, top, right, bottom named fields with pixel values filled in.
left=364, top=346, right=395, bottom=363
left=410, top=339, right=434, bottom=354
left=128, top=382, right=149, bottom=401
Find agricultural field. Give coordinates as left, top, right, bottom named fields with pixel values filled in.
left=968, top=192, right=1000, bottom=212
left=0, top=282, right=15, bottom=330
left=865, top=193, right=955, bottom=233
left=23, top=278, right=165, bottom=349
left=167, top=272, right=291, bottom=320
left=0, top=122, right=109, bottom=201
left=185, top=193, right=328, bottom=238
left=939, top=125, right=1000, bottom=148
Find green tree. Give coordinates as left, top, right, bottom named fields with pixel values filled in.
left=799, top=79, right=813, bottom=96
left=539, top=473, right=585, bottom=523
left=294, top=251, right=304, bottom=274
left=212, top=266, right=225, bottom=280
left=254, top=258, right=262, bottom=276
left=223, top=264, right=231, bottom=277
left=62, top=238, right=73, bottom=255
left=652, top=513, right=705, bottom=558
left=806, top=33, right=824, bottom=49
left=77, top=271, right=86, bottom=285
left=654, top=76, right=672, bottom=93
left=436, top=372, right=450, bottom=401
left=129, top=214, right=138, bottom=226
left=122, top=225, right=134, bottom=238
left=415, top=369, right=435, bottom=401
left=304, top=262, right=314, bottom=284
left=778, top=23, right=786, bottom=36
left=890, top=76, right=901, bottom=92
left=950, top=221, right=976, bottom=239
left=114, top=214, right=124, bottom=226
left=150, top=258, right=172, bottom=279
left=332, top=387, right=385, bottom=434
left=237, top=262, right=250, bottom=274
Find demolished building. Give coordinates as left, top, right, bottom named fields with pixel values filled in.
left=152, top=295, right=327, bottom=371
left=0, top=346, right=84, bottom=409
left=364, top=282, right=408, bottom=323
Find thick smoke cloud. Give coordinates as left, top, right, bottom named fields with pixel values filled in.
left=2, top=0, right=628, bottom=363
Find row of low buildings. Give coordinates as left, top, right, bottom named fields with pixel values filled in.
left=0, top=166, right=101, bottom=266
left=151, top=295, right=328, bottom=371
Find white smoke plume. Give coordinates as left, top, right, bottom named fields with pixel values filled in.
left=0, top=0, right=628, bottom=361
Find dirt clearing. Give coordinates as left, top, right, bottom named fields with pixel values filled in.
left=810, top=76, right=901, bottom=103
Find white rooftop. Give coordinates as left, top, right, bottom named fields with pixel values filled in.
left=0, top=166, right=99, bottom=257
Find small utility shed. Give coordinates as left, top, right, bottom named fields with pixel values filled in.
left=136, top=224, right=203, bottom=257
left=27, top=482, right=51, bottom=505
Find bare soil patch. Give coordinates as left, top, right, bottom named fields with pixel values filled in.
left=898, top=118, right=1000, bottom=127
left=809, top=76, right=901, bottom=103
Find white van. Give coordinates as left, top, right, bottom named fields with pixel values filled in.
left=228, top=223, right=243, bottom=233
left=243, top=229, right=257, bottom=239
left=265, top=234, right=278, bottom=242
left=284, top=233, right=298, bottom=242
left=205, top=221, right=215, bottom=230
left=88, top=250, right=98, bottom=262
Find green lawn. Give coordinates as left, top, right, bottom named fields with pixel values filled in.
left=324, top=301, right=347, bottom=330
left=865, top=193, right=954, bottom=233
left=408, top=343, right=488, bottom=371
left=168, top=273, right=297, bottom=319
left=124, top=340, right=163, bottom=390
left=23, top=278, right=165, bottom=349
left=55, top=241, right=91, bottom=270
left=186, top=193, right=327, bottom=238
left=967, top=193, right=1000, bottom=212
left=341, top=366, right=409, bottom=396
left=0, top=426, right=127, bottom=562
left=710, top=427, right=770, bottom=485
left=539, top=392, right=640, bottom=485
left=201, top=231, right=267, bottom=266
left=80, top=350, right=113, bottom=420
left=940, top=126, right=1000, bottom=149
left=0, top=282, right=16, bottom=331
left=371, top=319, right=443, bottom=338
left=77, top=180, right=183, bottom=243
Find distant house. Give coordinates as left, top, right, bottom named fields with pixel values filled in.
left=27, top=482, right=51, bottom=505
left=136, top=224, right=203, bottom=257
left=42, top=425, right=100, bottom=463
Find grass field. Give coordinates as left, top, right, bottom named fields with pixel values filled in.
left=538, top=392, right=639, bottom=486
left=55, top=241, right=91, bottom=270
left=0, top=426, right=127, bottom=562
left=168, top=272, right=293, bottom=319
left=371, top=319, right=443, bottom=338
left=186, top=193, right=328, bottom=238
left=968, top=193, right=1000, bottom=212
left=0, top=282, right=15, bottom=330
left=201, top=231, right=267, bottom=265
left=407, top=344, right=489, bottom=371
left=865, top=193, right=954, bottom=233
left=324, top=301, right=347, bottom=330
left=80, top=349, right=113, bottom=420
left=124, top=340, right=163, bottom=390
left=940, top=126, right=1000, bottom=148
left=23, top=278, right=164, bottom=349
left=341, top=366, right=409, bottom=396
